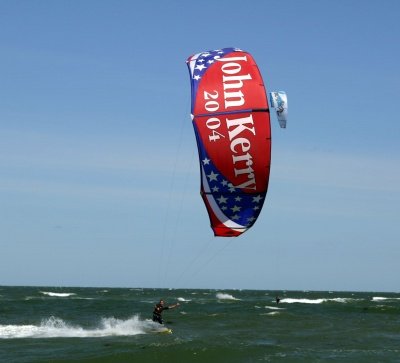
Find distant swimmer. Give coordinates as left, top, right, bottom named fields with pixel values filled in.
left=152, top=299, right=180, bottom=324
left=276, top=296, right=281, bottom=304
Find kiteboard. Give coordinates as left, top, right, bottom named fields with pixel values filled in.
left=156, top=328, right=172, bottom=334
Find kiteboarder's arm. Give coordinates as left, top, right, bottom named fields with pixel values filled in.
left=167, top=303, right=180, bottom=309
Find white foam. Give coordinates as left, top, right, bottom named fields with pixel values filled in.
left=216, top=293, right=239, bottom=301
left=0, top=315, right=160, bottom=339
left=372, top=296, right=400, bottom=301
left=265, top=306, right=285, bottom=310
left=281, top=297, right=358, bottom=304
left=329, top=298, right=360, bottom=303
left=281, top=298, right=325, bottom=304
left=373, top=297, right=387, bottom=301
left=177, top=297, right=191, bottom=302
left=40, top=291, right=76, bottom=297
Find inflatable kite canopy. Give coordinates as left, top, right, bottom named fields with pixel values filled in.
left=186, top=48, right=287, bottom=237
left=269, top=91, right=288, bottom=129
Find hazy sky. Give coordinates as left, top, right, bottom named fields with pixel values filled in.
left=1, top=0, right=399, bottom=292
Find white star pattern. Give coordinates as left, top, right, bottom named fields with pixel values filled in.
left=189, top=49, right=233, bottom=85
left=207, top=171, right=219, bottom=182
left=200, top=155, right=265, bottom=227
left=217, top=195, right=228, bottom=204
left=252, top=195, right=263, bottom=203
left=195, top=64, right=207, bottom=71
left=231, top=205, right=241, bottom=213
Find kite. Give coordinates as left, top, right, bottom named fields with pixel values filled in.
left=186, top=48, right=287, bottom=237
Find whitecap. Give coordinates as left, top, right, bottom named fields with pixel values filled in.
left=40, top=291, right=76, bottom=298
left=373, top=297, right=387, bottom=301
left=265, top=306, right=285, bottom=310
left=177, top=297, right=191, bottom=302
left=328, top=298, right=359, bottom=303
left=216, top=293, right=239, bottom=301
left=266, top=311, right=280, bottom=316
left=372, top=296, right=400, bottom=301
left=259, top=312, right=280, bottom=316
left=0, top=315, right=157, bottom=339
left=281, top=297, right=358, bottom=304
left=280, top=298, right=325, bottom=304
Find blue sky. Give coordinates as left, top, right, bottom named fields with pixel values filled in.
left=1, top=0, right=399, bottom=292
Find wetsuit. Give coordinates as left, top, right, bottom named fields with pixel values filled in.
left=152, top=303, right=169, bottom=324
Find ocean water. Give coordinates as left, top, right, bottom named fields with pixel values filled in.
left=0, top=287, right=399, bottom=362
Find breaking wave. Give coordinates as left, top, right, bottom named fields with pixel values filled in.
left=40, top=292, right=76, bottom=297
left=0, top=315, right=164, bottom=339
left=265, top=306, right=285, bottom=310
left=372, top=296, right=400, bottom=301
left=280, top=297, right=358, bottom=304
left=216, top=293, right=239, bottom=300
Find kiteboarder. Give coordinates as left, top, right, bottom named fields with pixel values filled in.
left=152, top=299, right=180, bottom=324
left=276, top=296, right=281, bottom=304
